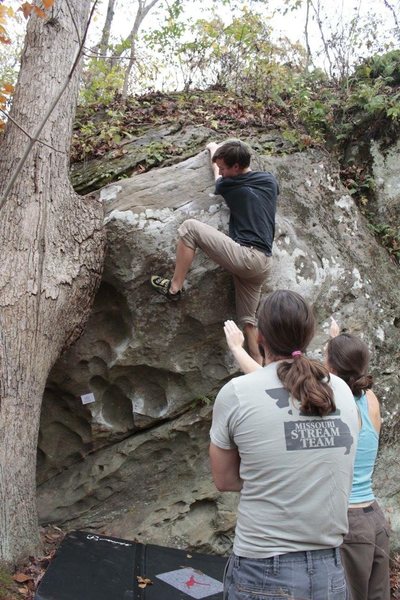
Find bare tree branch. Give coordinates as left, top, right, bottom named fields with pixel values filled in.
left=0, top=109, right=65, bottom=153
left=121, top=0, right=162, bottom=97
left=65, top=0, right=82, bottom=45
left=309, top=0, right=334, bottom=78
left=0, top=0, right=99, bottom=211
left=97, top=0, right=117, bottom=57
left=82, top=46, right=129, bottom=60
left=383, top=0, right=400, bottom=36
left=304, top=0, right=314, bottom=72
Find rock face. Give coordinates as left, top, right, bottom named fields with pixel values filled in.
left=370, top=138, right=400, bottom=226
left=38, top=146, right=400, bottom=552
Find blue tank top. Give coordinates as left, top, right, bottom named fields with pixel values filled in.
left=349, top=393, right=379, bottom=503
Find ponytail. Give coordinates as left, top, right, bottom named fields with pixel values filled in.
left=345, top=374, right=373, bottom=397
left=277, top=356, right=335, bottom=417
left=327, top=334, right=373, bottom=397
left=258, top=290, right=336, bottom=417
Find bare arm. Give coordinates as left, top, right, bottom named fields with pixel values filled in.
left=224, top=320, right=262, bottom=374
left=329, top=316, right=340, bottom=338
left=366, top=389, right=382, bottom=434
left=206, top=142, right=220, bottom=181
left=209, top=442, right=242, bottom=492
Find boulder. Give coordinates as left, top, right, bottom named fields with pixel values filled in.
left=370, top=137, right=400, bottom=226
left=38, top=146, right=400, bottom=552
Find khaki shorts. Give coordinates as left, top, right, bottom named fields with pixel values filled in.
left=178, top=218, right=271, bottom=326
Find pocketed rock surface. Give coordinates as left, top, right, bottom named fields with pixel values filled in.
left=38, top=147, right=400, bottom=551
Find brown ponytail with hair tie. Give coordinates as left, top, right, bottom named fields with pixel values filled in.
left=327, top=334, right=373, bottom=397
left=258, top=290, right=335, bottom=417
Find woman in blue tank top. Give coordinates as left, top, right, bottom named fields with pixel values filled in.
left=326, top=332, right=390, bottom=600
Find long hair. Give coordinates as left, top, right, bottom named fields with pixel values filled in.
left=327, top=334, right=373, bottom=397
left=258, top=290, right=335, bottom=417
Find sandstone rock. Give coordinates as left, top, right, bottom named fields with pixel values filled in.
left=70, top=124, right=213, bottom=195
left=370, top=138, right=400, bottom=225
left=38, top=146, right=400, bottom=552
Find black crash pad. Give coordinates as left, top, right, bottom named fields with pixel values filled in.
left=35, top=530, right=227, bottom=600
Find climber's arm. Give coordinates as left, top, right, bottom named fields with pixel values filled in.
left=206, top=142, right=220, bottom=181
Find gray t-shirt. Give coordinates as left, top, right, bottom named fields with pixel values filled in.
left=210, top=362, right=359, bottom=558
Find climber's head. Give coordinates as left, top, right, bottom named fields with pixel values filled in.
left=212, top=140, right=251, bottom=178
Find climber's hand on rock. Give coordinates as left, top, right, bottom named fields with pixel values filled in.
left=329, top=317, right=340, bottom=338
left=206, top=142, right=219, bottom=154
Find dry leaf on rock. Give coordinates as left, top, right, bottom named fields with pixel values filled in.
left=137, top=575, right=153, bottom=589
left=13, top=572, right=32, bottom=583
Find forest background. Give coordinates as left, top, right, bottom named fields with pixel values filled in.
left=0, top=0, right=400, bottom=598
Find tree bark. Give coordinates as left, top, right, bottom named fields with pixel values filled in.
left=0, top=0, right=105, bottom=565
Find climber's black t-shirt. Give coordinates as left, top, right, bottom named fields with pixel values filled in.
left=215, top=171, right=278, bottom=256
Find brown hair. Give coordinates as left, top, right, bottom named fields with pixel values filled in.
left=212, top=140, right=251, bottom=168
left=258, top=290, right=335, bottom=417
left=327, top=334, right=373, bottom=397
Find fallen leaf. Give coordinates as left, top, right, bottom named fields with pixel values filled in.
left=18, top=587, right=30, bottom=595
left=137, top=575, right=153, bottom=589
left=13, top=572, right=32, bottom=583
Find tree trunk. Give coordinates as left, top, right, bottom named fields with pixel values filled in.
left=121, top=0, right=161, bottom=98
left=0, top=0, right=105, bottom=565
left=98, top=0, right=117, bottom=57
left=303, top=0, right=314, bottom=72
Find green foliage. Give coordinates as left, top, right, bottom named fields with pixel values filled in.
left=147, top=0, right=185, bottom=48
left=144, top=6, right=309, bottom=100
left=71, top=106, right=129, bottom=161
left=344, top=79, right=400, bottom=124
left=337, top=51, right=400, bottom=137
left=287, top=77, right=334, bottom=140
left=80, top=58, right=125, bottom=105
left=368, top=222, right=400, bottom=262
left=144, top=141, right=170, bottom=165
left=354, top=50, right=400, bottom=85
left=143, top=3, right=185, bottom=60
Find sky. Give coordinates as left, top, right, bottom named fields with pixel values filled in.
left=2, top=0, right=400, bottom=90
left=96, top=0, right=399, bottom=46
left=92, top=0, right=399, bottom=71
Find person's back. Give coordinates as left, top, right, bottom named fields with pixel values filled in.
left=210, top=290, right=359, bottom=600
left=327, top=333, right=390, bottom=600
left=215, top=170, right=278, bottom=255
left=213, top=366, right=357, bottom=558
left=349, top=391, right=378, bottom=503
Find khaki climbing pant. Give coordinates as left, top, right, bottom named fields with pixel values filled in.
left=178, top=218, right=271, bottom=327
